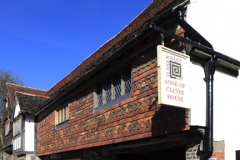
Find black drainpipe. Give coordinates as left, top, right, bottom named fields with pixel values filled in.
left=173, top=6, right=216, bottom=160
left=201, top=57, right=217, bottom=160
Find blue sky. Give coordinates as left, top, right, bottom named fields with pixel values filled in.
left=0, top=0, right=153, bottom=90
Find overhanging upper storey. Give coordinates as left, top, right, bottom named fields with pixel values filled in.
left=34, top=0, right=190, bottom=116
left=34, top=0, right=240, bottom=117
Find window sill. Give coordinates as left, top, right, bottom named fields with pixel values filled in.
left=56, top=120, right=69, bottom=129
left=94, top=92, right=131, bottom=113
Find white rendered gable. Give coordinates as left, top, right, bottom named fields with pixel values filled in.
left=14, top=96, right=20, bottom=118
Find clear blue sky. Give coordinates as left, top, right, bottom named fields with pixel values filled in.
left=0, top=0, right=153, bottom=90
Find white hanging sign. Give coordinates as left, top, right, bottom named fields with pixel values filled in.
left=157, top=45, right=190, bottom=108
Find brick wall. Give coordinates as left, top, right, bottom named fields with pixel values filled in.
left=37, top=40, right=189, bottom=156
left=186, top=144, right=225, bottom=160
left=210, top=151, right=225, bottom=160
left=186, top=144, right=199, bottom=160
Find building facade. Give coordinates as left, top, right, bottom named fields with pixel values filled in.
left=2, top=0, right=240, bottom=160
left=36, top=0, right=193, bottom=159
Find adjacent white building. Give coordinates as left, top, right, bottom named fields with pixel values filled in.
left=187, top=0, right=240, bottom=159
left=12, top=91, right=47, bottom=160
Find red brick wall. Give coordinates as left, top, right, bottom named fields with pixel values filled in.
left=37, top=43, right=189, bottom=156
left=210, top=151, right=225, bottom=160
left=186, top=144, right=199, bottom=160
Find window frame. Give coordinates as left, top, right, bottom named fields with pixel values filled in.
left=55, top=104, right=69, bottom=127
left=94, top=66, right=132, bottom=111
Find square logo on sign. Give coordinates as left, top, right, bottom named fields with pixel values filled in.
left=170, top=61, right=182, bottom=80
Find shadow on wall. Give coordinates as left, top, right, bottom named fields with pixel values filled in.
left=147, top=93, right=188, bottom=137
left=151, top=105, right=187, bottom=137
left=115, top=100, right=188, bottom=160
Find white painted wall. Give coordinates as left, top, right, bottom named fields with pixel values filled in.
left=187, top=0, right=240, bottom=159
left=25, top=115, right=35, bottom=151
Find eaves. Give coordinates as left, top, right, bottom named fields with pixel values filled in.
left=34, top=0, right=188, bottom=116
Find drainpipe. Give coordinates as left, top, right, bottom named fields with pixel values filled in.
left=200, top=57, right=217, bottom=160
left=173, top=6, right=216, bottom=160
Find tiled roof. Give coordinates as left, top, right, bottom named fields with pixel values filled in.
left=15, top=92, right=48, bottom=114
left=6, top=82, right=47, bottom=108
left=3, top=82, right=48, bottom=120
left=35, top=0, right=187, bottom=115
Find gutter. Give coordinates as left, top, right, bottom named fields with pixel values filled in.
left=152, top=25, right=240, bottom=67
left=36, top=17, right=222, bottom=117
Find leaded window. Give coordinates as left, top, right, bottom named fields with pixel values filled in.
left=94, top=66, right=132, bottom=108
left=123, top=67, right=132, bottom=94
left=114, top=72, right=121, bottom=99
left=105, top=78, right=112, bottom=103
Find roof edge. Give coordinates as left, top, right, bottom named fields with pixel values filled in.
left=34, top=0, right=187, bottom=116
left=6, top=82, right=47, bottom=92
left=45, top=0, right=176, bottom=97
left=15, top=91, right=49, bottom=98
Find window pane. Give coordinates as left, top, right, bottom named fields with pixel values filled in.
left=62, top=108, right=64, bottom=121
left=97, top=84, right=103, bottom=106
left=124, top=67, right=132, bottom=93
left=105, top=79, right=111, bottom=102
left=58, top=110, right=60, bottom=123
left=114, top=73, right=121, bottom=98
left=66, top=106, right=69, bottom=119
left=65, top=106, right=67, bottom=121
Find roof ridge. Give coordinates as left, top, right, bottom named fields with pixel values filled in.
left=6, top=82, right=47, bottom=91
left=15, top=91, right=48, bottom=98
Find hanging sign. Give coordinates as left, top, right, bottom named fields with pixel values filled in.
left=157, top=45, right=190, bottom=108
